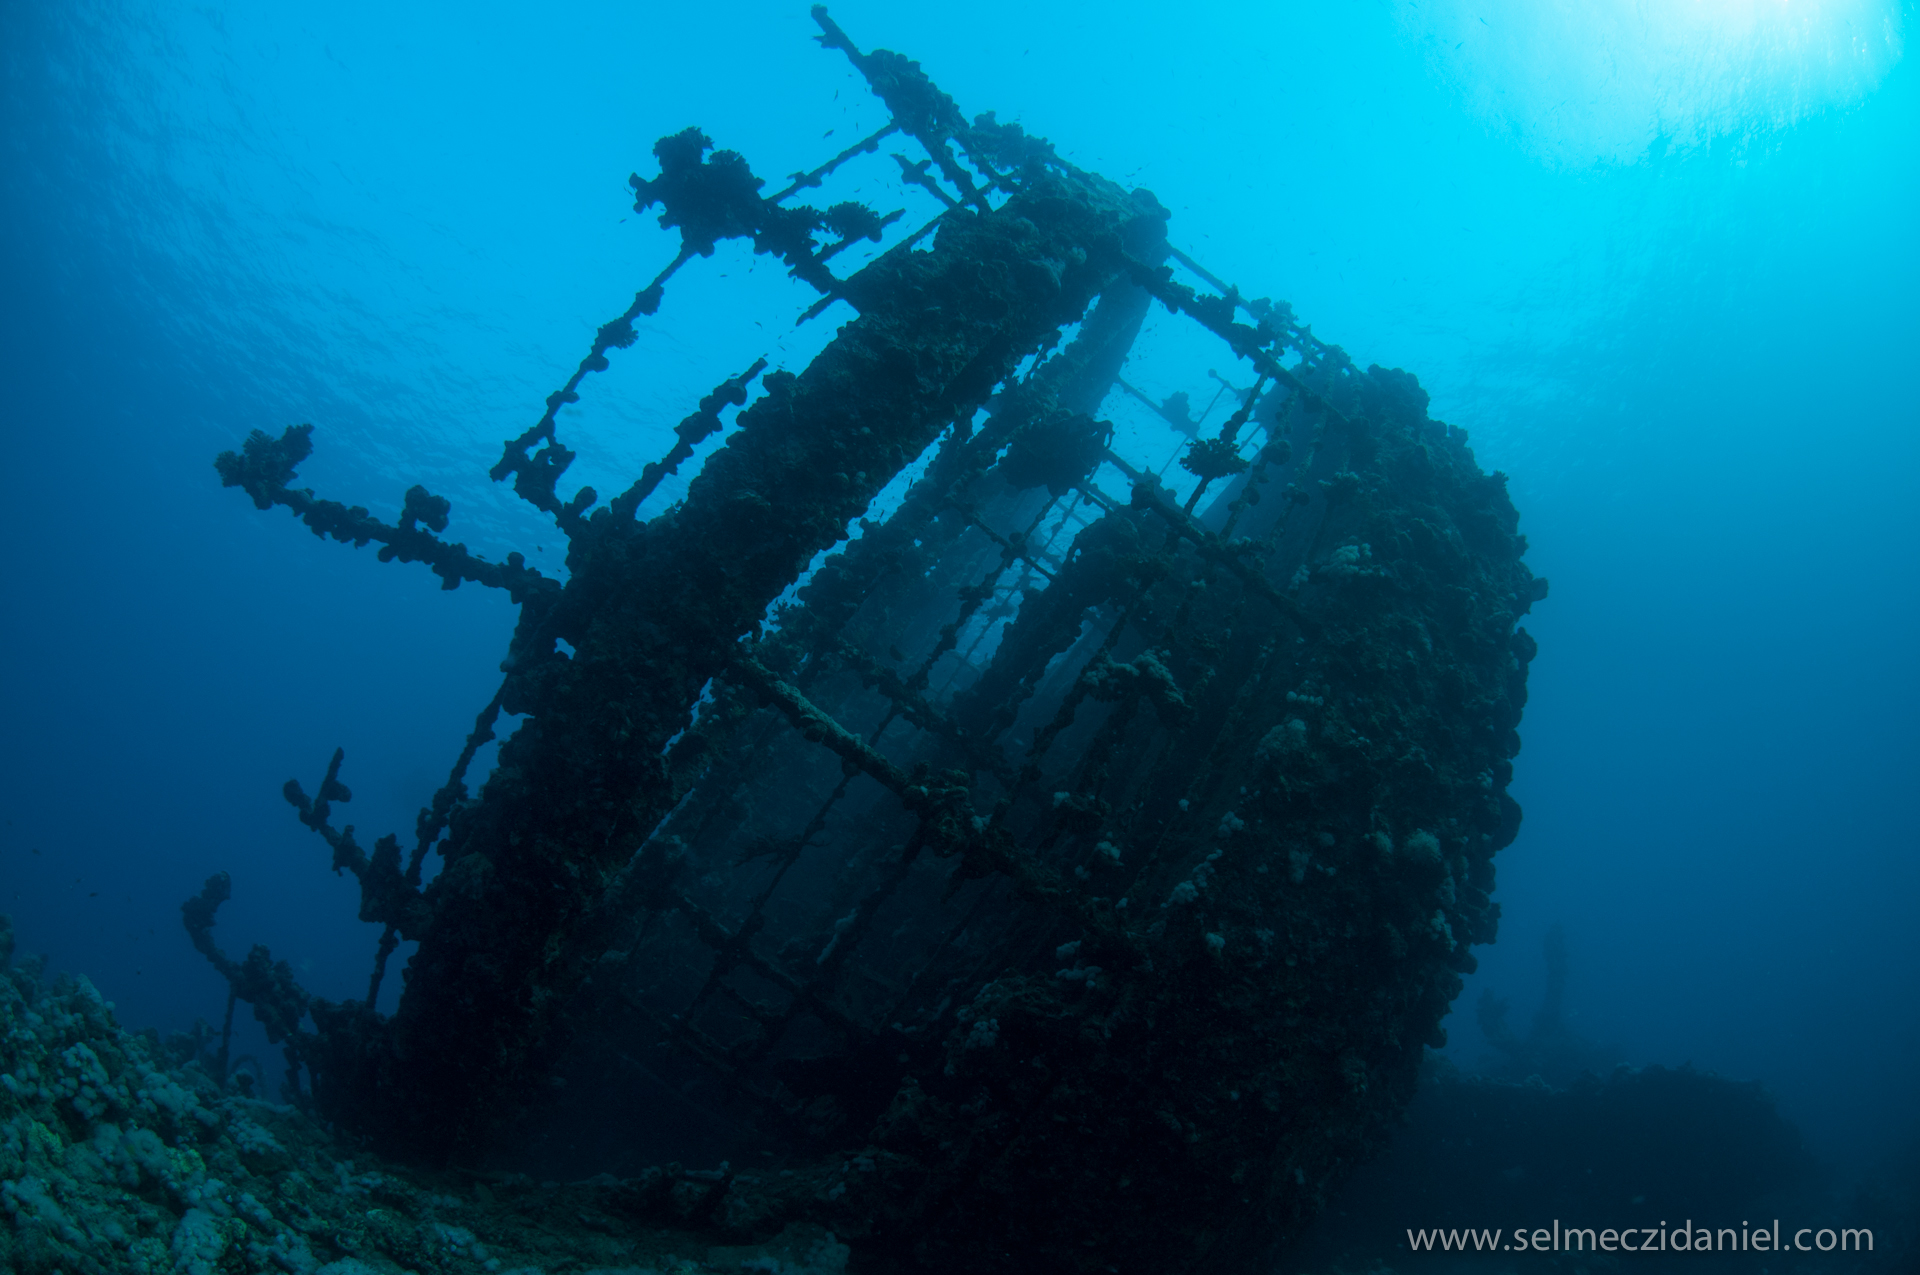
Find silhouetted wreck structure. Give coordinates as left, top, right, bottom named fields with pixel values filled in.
left=194, top=9, right=1543, bottom=1272
left=1476, top=922, right=1623, bottom=1086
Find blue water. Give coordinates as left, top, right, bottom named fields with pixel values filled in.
left=3, top=0, right=1916, bottom=1179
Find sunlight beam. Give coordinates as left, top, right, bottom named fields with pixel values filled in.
left=1398, top=0, right=1905, bottom=166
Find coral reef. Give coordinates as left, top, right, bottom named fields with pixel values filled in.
left=0, top=915, right=854, bottom=1275
left=186, top=9, right=1544, bottom=1272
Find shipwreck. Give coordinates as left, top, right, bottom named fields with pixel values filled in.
left=193, top=9, right=1543, bottom=1272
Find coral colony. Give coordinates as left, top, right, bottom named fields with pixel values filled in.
left=3, top=10, right=1543, bottom=1274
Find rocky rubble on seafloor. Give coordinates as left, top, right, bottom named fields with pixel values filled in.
left=0, top=918, right=851, bottom=1275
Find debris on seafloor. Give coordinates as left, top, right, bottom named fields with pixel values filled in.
left=157, top=8, right=1542, bottom=1273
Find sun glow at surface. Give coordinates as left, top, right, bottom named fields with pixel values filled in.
left=1398, top=0, right=1905, bottom=166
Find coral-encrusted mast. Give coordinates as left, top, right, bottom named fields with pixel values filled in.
left=195, top=9, right=1543, bottom=1274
